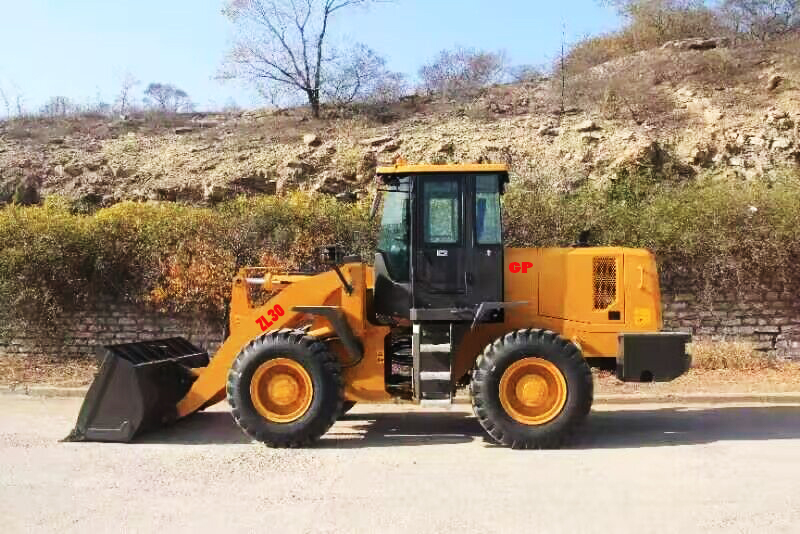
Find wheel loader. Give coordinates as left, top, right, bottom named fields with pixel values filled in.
left=67, top=163, right=691, bottom=449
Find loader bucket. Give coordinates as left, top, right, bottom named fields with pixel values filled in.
left=64, top=338, right=210, bottom=443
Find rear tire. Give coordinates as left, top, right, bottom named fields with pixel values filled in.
left=470, top=329, right=593, bottom=449
left=227, top=329, right=343, bottom=447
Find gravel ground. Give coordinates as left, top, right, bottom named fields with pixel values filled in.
left=6, top=354, right=800, bottom=394
left=2, top=396, right=800, bottom=533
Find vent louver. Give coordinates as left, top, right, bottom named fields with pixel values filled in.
left=593, top=257, right=617, bottom=310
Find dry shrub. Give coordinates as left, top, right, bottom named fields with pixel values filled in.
left=690, top=341, right=777, bottom=370
left=566, top=33, right=637, bottom=73
left=504, top=170, right=800, bottom=296
left=148, top=242, right=237, bottom=314
left=562, top=60, right=678, bottom=123
left=3, top=172, right=800, bottom=339
left=0, top=193, right=375, bottom=337
left=566, top=2, right=726, bottom=70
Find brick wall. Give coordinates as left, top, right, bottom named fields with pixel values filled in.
left=661, top=285, right=800, bottom=358
left=0, top=298, right=225, bottom=360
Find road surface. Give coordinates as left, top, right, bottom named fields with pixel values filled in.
left=2, top=395, right=800, bottom=533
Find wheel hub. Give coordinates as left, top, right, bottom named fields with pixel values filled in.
left=499, top=357, right=567, bottom=425
left=267, top=374, right=300, bottom=406
left=250, top=358, right=313, bottom=423
left=516, top=374, right=549, bottom=407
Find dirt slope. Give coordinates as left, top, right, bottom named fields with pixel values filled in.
left=1, top=38, right=799, bottom=206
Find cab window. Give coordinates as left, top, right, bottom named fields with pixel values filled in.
left=377, top=181, right=410, bottom=281
left=422, top=180, right=460, bottom=244
left=475, top=174, right=502, bottom=245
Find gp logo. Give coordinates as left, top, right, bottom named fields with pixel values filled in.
left=508, top=262, right=534, bottom=273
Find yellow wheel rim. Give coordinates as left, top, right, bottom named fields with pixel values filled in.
left=250, top=358, right=314, bottom=423
left=499, top=357, right=567, bottom=425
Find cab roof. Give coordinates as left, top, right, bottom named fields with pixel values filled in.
left=376, top=163, right=509, bottom=176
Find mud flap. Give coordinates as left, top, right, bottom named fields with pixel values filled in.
left=64, top=338, right=209, bottom=443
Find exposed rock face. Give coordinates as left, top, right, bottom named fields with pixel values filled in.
left=2, top=40, right=799, bottom=206
left=661, top=37, right=730, bottom=51
left=581, top=133, right=601, bottom=144
left=767, top=74, right=784, bottom=92
left=538, top=125, right=559, bottom=136
left=203, top=183, right=234, bottom=203
left=359, top=135, right=393, bottom=147
left=575, top=120, right=600, bottom=132
left=303, top=133, right=322, bottom=147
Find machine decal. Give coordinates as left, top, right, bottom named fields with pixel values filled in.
left=509, top=261, right=534, bottom=273
left=256, top=304, right=286, bottom=331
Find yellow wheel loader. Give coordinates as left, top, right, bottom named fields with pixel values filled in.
left=67, top=163, right=691, bottom=449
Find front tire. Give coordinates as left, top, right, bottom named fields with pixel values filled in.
left=470, top=329, right=593, bottom=449
left=227, top=329, right=343, bottom=447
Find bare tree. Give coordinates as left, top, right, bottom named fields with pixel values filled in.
left=419, top=47, right=508, bottom=97
left=40, top=96, right=79, bottom=117
left=0, top=81, right=26, bottom=119
left=143, top=83, right=193, bottom=112
left=114, top=73, right=140, bottom=115
left=221, top=0, right=389, bottom=117
left=721, top=0, right=799, bottom=39
left=509, top=64, right=544, bottom=83
left=323, top=44, right=405, bottom=104
left=366, top=71, right=407, bottom=103
left=223, top=97, right=243, bottom=112
left=0, top=85, right=10, bottom=118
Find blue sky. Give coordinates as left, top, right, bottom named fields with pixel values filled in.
left=0, top=1, right=621, bottom=113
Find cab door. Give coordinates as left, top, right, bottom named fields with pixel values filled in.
left=413, top=175, right=468, bottom=310
left=468, top=174, right=504, bottom=310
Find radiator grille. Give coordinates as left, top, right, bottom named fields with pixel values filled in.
left=593, top=257, right=617, bottom=310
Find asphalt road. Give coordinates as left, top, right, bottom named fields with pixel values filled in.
left=2, top=396, right=800, bottom=534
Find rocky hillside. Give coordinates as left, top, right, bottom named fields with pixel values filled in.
left=1, top=38, right=799, bottom=206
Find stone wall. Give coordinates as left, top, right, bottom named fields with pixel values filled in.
left=661, top=285, right=800, bottom=358
left=1, top=287, right=798, bottom=362
left=0, top=298, right=225, bottom=361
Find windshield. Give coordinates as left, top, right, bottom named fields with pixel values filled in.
left=377, top=179, right=410, bottom=281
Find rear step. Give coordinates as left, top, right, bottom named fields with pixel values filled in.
left=64, top=338, right=209, bottom=443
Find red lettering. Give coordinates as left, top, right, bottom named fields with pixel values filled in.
left=257, top=305, right=287, bottom=331
left=521, top=261, right=534, bottom=273
left=509, top=262, right=521, bottom=273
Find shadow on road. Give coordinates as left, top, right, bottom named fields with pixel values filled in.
left=132, top=405, right=800, bottom=449
left=572, top=405, right=800, bottom=449
left=319, top=411, right=483, bottom=448
left=138, top=412, right=252, bottom=445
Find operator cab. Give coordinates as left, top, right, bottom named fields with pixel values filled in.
left=373, top=163, right=509, bottom=323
